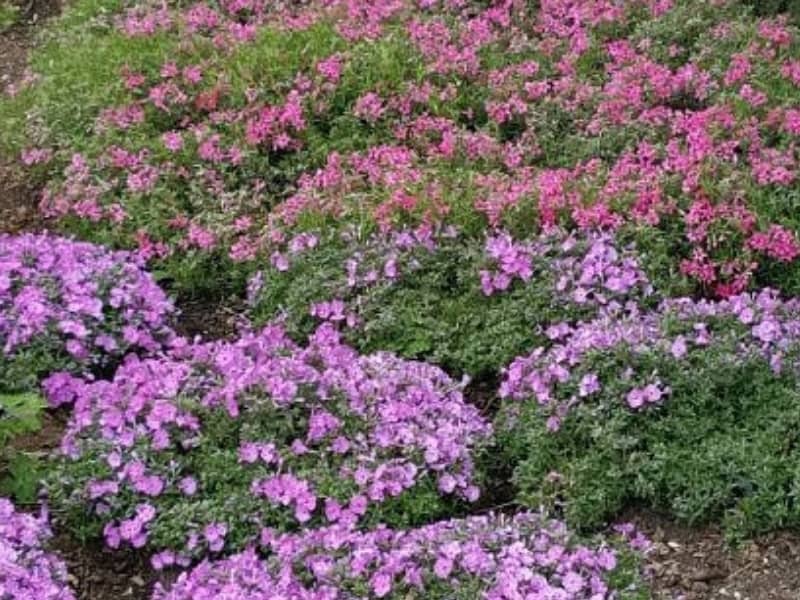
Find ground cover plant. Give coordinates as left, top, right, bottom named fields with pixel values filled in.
left=152, top=512, right=647, bottom=599
left=248, top=227, right=652, bottom=377
left=2, top=0, right=800, bottom=299
left=0, top=390, right=46, bottom=503
left=0, top=498, right=76, bottom=600
left=2, top=0, right=800, bottom=597
left=46, top=323, right=491, bottom=563
left=0, top=1, right=18, bottom=31
left=0, top=233, right=175, bottom=392
left=497, top=285, right=800, bottom=539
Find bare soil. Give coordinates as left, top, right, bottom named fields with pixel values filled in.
left=51, top=534, right=166, bottom=600
left=628, top=509, right=800, bottom=599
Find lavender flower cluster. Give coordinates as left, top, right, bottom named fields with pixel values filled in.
left=480, top=231, right=651, bottom=303
left=153, top=511, right=625, bottom=600
left=0, top=499, right=75, bottom=600
left=48, top=323, right=491, bottom=561
left=247, top=225, right=450, bottom=312
left=500, top=288, right=800, bottom=429
left=250, top=227, right=652, bottom=345
left=0, top=233, right=174, bottom=389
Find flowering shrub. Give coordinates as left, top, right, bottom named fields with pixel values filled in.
left=249, top=227, right=652, bottom=377
left=153, top=511, right=645, bottom=599
left=0, top=498, right=75, bottom=600
left=498, top=288, right=800, bottom=537
left=0, top=233, right=175, bottom=392
left=47, top=324, right=491, bottom=562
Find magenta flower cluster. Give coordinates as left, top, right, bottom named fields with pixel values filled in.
left=0, top=233, right=174, bottom=379
left=153, top=511, right=623, bottom=600
left=25, top=0, right=800, bottom=300
left=49, top=323, right=490, bottom=560
left=0, top=499, right=75, bottom=600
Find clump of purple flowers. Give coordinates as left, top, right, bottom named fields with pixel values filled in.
left=48, top=323, right=491, bottom=561
left=480, top=230, right=651, bottom=302
left=0, top=498, right=75, bottom=600
left=153, top=511, right=630, bottom=600
left=0, top=233, right=174, bottom=390
left=500, top=288, right=800, bottom=429
left=247, top=224, right=450, bottom=312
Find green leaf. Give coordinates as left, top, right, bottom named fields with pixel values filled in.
left=0, top=452, right=43, bottom=504
left=0, top=392, right=46, bottom=445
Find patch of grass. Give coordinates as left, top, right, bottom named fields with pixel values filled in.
left=0, top=1, right=18, bottom=30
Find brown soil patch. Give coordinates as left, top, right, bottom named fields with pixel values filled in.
left=8, top=409, right=64, bottom=453
left=0, top=158, right=45, bottom=234
left=51, top=534, right=169, bottom=600
left=174, top=295, right=247, bottom=341
left=627, top=509, right=800, bottom=599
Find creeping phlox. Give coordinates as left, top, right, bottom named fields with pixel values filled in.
left=0, top=499, right=75, bottom=600
left=501, top=287, right=800, bottom=429
left=0, top=233, right=174, bottom=390
left=480, top=231, right=651, bottom=301
left=153, top=511, right=625, bottom=600
left=251, top=227, right=651, bottom=325
left=27, top=0, right=800, bottom=298
left=47, top=324, right=491, bottom=562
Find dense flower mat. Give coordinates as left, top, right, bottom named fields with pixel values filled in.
left=45, top=324, right=491, bottom=561
left=3, top=0, right=799, bottom=297
left=152, top=512, right=641, bottom=600
left=0, top=499, right=75, bottom=600
left=0, top=233, right=175, bottom=392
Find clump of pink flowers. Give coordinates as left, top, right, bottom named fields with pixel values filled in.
left=0, top=498, right=75, bottom=600
left=153, top=511, right=628, bottom=600
left=48, top=323, right=491, bottom=561
left=0, top=233, right=175, bottom=388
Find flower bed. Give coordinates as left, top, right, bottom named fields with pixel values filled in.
left=47, top=324, right=491, bottom=562
left=153, top=511, right=643, bottom=600
left=0, top=233, right=174, bottom=392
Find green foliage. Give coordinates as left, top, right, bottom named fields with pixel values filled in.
left=0, top=1, right=18, bottom=30
left=0, top=392, right=46, bottom=504
left=0, top=1, right=177, bottom=156
left=741, top=0, right=800, bottom=21
left=0, top=343, right=74, bottom=394
left=250, top=234, right=596, bottom=379
left=0, top=452, right=44, bottom=504
left=501, top=348, right=800, bottom=541
left=0, top=392, right=44, bottom=445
